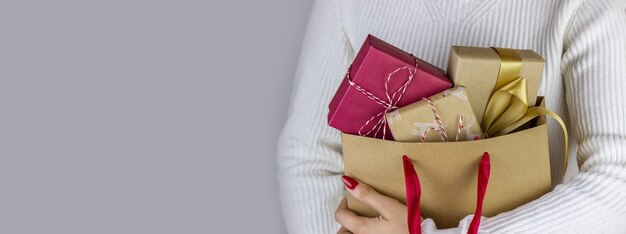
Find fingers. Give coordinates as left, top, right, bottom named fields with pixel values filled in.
left=335, top=197, right=367, bottom=232
left=341, top=175, right=404, bottom=219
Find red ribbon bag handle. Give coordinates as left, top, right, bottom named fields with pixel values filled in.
left=403, top=153, right=491, bottom=234
left=403, top=155, right=422, bottom=234
left=468, top=153, right=491, bottom=233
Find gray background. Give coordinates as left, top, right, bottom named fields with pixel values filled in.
left=1, top=0, right=313, bottom=233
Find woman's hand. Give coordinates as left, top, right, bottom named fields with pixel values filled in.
left=335, top=175, right=423, bottom=234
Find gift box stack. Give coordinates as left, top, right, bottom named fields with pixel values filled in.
left=328, top=35, right=568, bottom=230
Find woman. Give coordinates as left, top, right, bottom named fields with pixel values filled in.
left=278, top=0, right=626, bottom=233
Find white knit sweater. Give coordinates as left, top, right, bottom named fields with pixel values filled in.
left=278, top=0, right=626, bottom=233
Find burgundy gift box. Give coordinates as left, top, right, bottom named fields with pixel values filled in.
left=327, top=35, right=452, bottom=140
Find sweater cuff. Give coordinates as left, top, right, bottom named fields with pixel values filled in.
left=421, top=218, right=458, bottom=234
left=421, top=215, right=478, bottom=234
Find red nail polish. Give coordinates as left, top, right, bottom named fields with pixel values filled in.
left=342, top=175, right=358, bottom=190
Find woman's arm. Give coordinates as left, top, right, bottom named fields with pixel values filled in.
left=453, top=1, right=626, bottom=233
left=277, top=0, right=352, bottom=233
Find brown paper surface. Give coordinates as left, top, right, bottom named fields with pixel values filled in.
left=387, top=86, right=483, bottom=142
left=447, top=46, right=544, bottom=122
left=343, top=99, right=551, bottom=228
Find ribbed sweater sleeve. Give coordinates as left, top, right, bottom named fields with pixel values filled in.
left=445, top=1, right=626, bottom=233
left=277, top=0, right=352, bottom=233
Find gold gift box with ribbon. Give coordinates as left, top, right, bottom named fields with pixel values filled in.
left=447, top=46, right=544, bottom=129
left=448, top=46, right=566, bottom=137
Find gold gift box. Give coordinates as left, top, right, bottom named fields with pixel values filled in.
left=447, top=46, right=544, bottom=123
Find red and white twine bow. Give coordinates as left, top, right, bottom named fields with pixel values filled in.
left=420, top=97, right=469, bottom=142
left=347, top=64, right=417, bottom=140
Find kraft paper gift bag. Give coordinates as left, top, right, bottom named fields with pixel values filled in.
left=343, top=98, right=554, bottom=228
left=339, top=46, right=569, bottom=229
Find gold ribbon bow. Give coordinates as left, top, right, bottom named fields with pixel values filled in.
left=482, top=48, right=569, bottom=176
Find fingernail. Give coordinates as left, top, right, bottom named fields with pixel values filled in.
left=342, top=175, right=358, bottom=190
